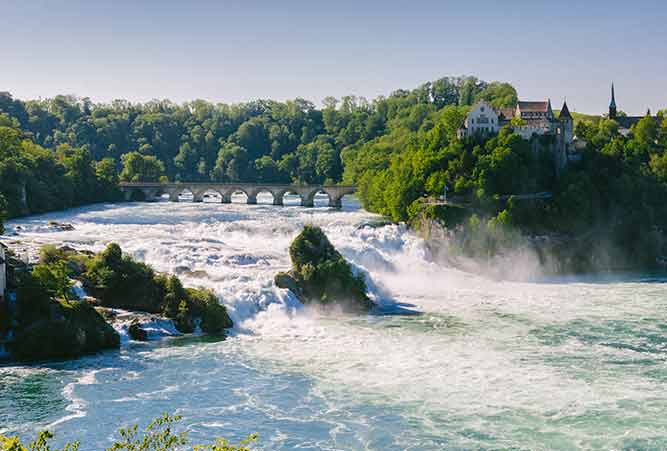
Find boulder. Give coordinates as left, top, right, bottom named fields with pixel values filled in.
left=47, top=221, right=75, bottom=231
left=128, top=320, right=149, bottom=341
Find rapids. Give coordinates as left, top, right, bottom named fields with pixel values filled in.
left=1, top=195, right=666, bottom=450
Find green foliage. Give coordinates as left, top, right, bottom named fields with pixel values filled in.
left=0, top=431, right=79, bottom=451
left=475, top=82, right=518, bottom=109
left=107, top=414, right=188, bottom=451
left=0, top=120, right=121, bottom=219
left=79, top=244, right=232, bottom=333
left=31, top=262, right=73, bottom=301
left=0, top=76, right=512, bottom=196
left=340, top=83, right=667, bottom=269
left=277, top=225, right=371, bottom=310
left=0, top=414, right=257, bottom=451
left=83, top=243, right=163, bottom=312
left=120, top=152, right=165, bottom=182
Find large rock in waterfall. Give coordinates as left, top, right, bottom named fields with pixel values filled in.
left=13, top=299, right=120, bottom=361
left=275, top=225, right=374, bottom=312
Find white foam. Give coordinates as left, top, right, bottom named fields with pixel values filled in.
left=7, top=199, right=667, bottom=448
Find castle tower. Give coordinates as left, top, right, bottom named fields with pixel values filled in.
left=609, top=83, right=617, bottom=119
left=559, top=100, right=573, bottom=143
left=556, top=100, right=573, bottom=173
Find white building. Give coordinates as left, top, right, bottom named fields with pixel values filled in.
left=458, top=101, right=499, bottom=138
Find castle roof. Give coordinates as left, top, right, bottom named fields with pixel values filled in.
left=559, top=101, right=572, bottom=119
left=517, top=101, right=549, bottom=113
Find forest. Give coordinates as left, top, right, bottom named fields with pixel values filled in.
left=0, top=75, right=511, bottom=222
left=1, top=76, right=666, bottom=267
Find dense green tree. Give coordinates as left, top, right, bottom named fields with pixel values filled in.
left=254, top=155, right=287, bottom=183
left=120, top=151, right=166, bottom=182
left=212, top=143, right=251, bottom=182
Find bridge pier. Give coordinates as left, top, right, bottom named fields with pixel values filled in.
left=246, top=194, right=257, bottom=204
left=142, top=188, right=160, bottom=201
left=331, top=197, right=342, bottom=209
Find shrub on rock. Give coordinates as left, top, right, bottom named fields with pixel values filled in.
left=275, top=225, right=373, bottom=312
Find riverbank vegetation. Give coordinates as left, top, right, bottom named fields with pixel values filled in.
left=0, top=77, right=509, bottom=229
left=1, top=76, right=665, bottom=270
left=341, top=97, right=667, bottom=270
left=3, top=243, right=232, bottom=361
left=42, top=243, right=233, bottom=334
left=0, top=119, right=121, bottom=225
left=0, top=413, right=258, bottom=451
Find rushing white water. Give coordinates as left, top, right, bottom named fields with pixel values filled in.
left=1, top=195, right=667, bottom=450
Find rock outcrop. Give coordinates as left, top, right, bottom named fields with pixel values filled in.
left=275, top=225, right=374, bottom=312
left=13, top=300, right=120, bottom=361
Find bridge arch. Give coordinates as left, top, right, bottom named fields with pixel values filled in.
left=248, top=188, right=278, bottom=205
left=199, top=188, right=224, bottom=203
left=273, top=189, right=302, bottom=206
left=173, top=187, right=195, bottom=202
left=304, top=189, right=333, bottom=208
left=224, top=187, right=252, bottom=204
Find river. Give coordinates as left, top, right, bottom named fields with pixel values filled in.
left=1, top=195, right=666, bottom=450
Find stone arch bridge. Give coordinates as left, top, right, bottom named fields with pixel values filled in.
left=119, top=182, right=356, bottom=208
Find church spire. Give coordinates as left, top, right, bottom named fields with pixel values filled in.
left=609, top=83, right=617, bottom=119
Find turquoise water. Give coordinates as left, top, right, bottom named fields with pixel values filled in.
left=1, top=197, right=666, bottom=450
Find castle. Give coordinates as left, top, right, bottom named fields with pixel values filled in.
left=458, top=98, right=574, bottom=172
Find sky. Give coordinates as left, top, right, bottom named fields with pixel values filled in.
left=2, top=0, right=666, bottom=115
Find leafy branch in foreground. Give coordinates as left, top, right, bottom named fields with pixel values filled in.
left=0, top=414, right=257, bottom=451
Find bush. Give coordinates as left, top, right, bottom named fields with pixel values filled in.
left=32, top=262, right=73, bottom=300
left=82, top=243, right=163, bottom=312
left=0, top=413, right=258, bottom=451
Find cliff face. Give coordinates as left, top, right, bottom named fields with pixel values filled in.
left=416, top=217, right=664, bottom=279
left=275, top=225, right=374, bottom=312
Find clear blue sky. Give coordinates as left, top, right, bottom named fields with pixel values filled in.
left=2, top=0, right=666, bottom=115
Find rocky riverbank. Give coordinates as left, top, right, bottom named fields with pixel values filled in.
left=0, top=243, right=234, bottom=363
